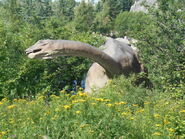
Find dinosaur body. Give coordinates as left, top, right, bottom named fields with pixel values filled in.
left=25, top=38, right=142, bottom=93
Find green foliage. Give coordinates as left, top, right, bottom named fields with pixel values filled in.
left=114, top=0, right=185, bottom=92
left=94, top=0, right=133, bottom=34
left=93, top=1, right=113, bottom=33
left=114, top=11, right=154, bottom=37
left=73, top=1, right=95, bottom=32
left=102, top=0, right=133, bottom=18
left=54, top=0, right=76, bottom=21
left=137, top=0, right=185, bottom=90
left=0, top=77, right=184, bottom=138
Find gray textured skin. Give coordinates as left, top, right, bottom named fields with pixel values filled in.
left=25, top=38, right=142, bottom=93
left=130, top=0, right=157, bottom=12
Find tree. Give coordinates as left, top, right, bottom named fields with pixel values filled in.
left=73, top=1, right=95, bottom=32
left=137, top=0, right=185, bottom=89
left=114, top=11, right=153, bottom=37
left=101, top=0, right=133, bottom=18
left=93, top=0, right=133, bottom=34
left=93, top=1, right=112, bottom=33
left=54, top=0, right=76, bottom=21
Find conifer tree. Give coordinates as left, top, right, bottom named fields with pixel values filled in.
left=73, top=1, right=95, bottom=31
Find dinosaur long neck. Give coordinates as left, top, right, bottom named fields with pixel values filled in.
left=53, top=40, right=122, bottom=76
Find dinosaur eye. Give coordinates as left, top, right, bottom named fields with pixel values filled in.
left=41, top=43, right=48, bottom=46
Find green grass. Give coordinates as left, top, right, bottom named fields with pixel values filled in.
left=0, top=76, right=184, bottom=139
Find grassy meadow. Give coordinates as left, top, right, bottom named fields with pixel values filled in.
left=0, top=77, right=184, bottom=139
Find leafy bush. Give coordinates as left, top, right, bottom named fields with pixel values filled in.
left=137, top=0, right=185, bottom=91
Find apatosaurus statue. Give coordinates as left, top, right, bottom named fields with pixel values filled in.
left=25, top=37, right=143, bottom=93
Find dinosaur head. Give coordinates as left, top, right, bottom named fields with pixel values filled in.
left=25, top=40, right=55, bottom=59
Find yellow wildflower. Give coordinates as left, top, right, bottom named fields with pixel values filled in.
left=164, top=119, right=170, bottom=125
left=91, top=103, right=97, bottom=105
left=63, top=105, right=71, bottom=109
left=167, top=128, right=175, bottom=132
left=78, top=99, right=86, bottom=102
left=18, top=99, right=27, bottom=103
left=155, top=124, right=162, bottom=127
left=29, top=101, right=36, bottom=105
left=106, top=103, right=113, bottom=107
left=44, top=111, right=50, bottom=116
left=7, top=104, right=16, bottom=109
left=89, top=129, right=94, bottom=134
left=78, top=92, right=87, bottom=97
left=117, top=109, right=121, bottom=112
left=164, top=102, right=169, bottom=105
left=13, top=99, right=18, bottom=102
left=72, top=100, right=78, bottom=103
left=0, top=102, right=3, bottom=105
left=94, top=98, right=104, bottom=102
left=104, top=99, right=111, bottom=102
left=10, top=120, right=15, bottom=124
left=9, top=118, right=15, bottom=124
left=144, top=101, right=150, bottom=105
left=38, top=96, right=45, bottom=100
left=93, top=98, right=111, bottom=102
left=80, top=124, right=89, bottom=128
left=107, top=79, right=112, bottom=84
left=0, top=131, right=7, bottom=136
left=154, top=114, right=160, bottom=118
left=75, top=111, right=81, bottom=114
left=51, top=115, right=59, bottom=120
left=72, top=99, right=86, bottom=103
left=121, top=112, right=129, bottom=116
left=115, top=101, right=126, bottom=105
left=60, top=90, right=66, bottom=94
left=70, top=95, right=76, bottom=99
left=130, top=117, right=135, bottom=120
left=79, top=87, right=83, bottom=91
left=152, top=132, right=161, bottom=136
left=50, top=94, right=60, bottom=99
left=179, top=110, right=185, bottom=113
left=132, top=104, right=138, bottom=107
left=136, top=109, right=144, bottom=113
left=2, top=98, right=8, bottom=102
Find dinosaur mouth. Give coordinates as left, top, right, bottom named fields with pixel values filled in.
left=25, top=48, right=45, bottom=59
left=25, top=48, right=42, bottom=55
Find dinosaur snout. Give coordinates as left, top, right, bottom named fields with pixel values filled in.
left=25, top=49, right=31, bottom=55
left=25, top=48, right=42, bottom=55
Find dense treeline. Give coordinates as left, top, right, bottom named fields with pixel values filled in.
left=0, top=0, right=184, bottom=99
